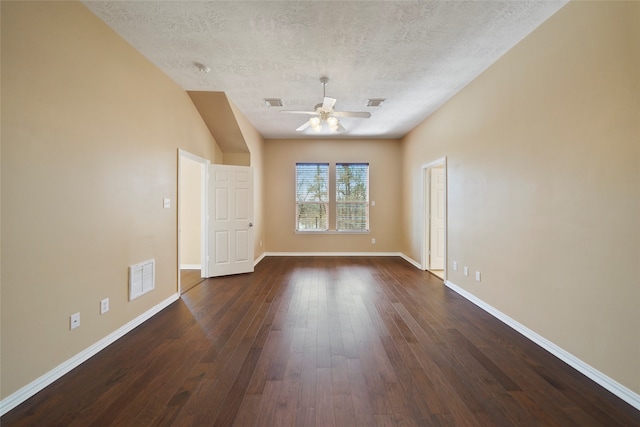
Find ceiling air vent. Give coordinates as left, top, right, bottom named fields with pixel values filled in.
left=366, top=98, right=386, bottom=107
left=264, top=98, right=284, bottom=107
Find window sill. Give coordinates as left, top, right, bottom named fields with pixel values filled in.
left=295, top=230, right=370, bottom=235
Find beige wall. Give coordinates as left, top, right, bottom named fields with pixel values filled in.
left=402, top=1, right=639, bottom=393
left=1, top=1, right=222, bottom=398
left=229, top=101, right=266, bottom=259
left=264, top=139, right=402, bottom=253
left=223, top=153, right=251, bottom=167
left=179, top=157, right=202, bottom=267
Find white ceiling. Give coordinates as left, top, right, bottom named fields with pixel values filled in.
left=84, top=1, right=567, bottom=139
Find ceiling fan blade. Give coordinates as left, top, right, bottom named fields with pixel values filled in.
left=322, top=97, right=337, bottom=110
left=333, top=111, right=371, bottom=118
left=280, top=110, right=319, bottom=115
left=296, top=121, right=311, bottom=132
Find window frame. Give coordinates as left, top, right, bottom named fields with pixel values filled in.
left=295, top=162, right=371, bottom=234
left=295, top=162, right=330, bottom=232
left=335, top=163, right=370, bottom=232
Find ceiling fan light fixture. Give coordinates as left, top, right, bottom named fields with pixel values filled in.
left=281, top=76, right=371, bottom=133
left=309, top=117, right=321, bottom=131
left=327, top=116, right=340, bottom=131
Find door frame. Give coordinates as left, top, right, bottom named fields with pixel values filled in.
left=177, top=149, right=210, bottom=293
left=421, top=157, right=447, bottom=278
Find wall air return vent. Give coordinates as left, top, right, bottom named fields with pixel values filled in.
left=129, top=259, right=155, bottom=301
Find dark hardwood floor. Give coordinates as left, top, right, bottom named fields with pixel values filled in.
left=180, top=269, right=205, bottom=294
left=3, top=257, right=638, bottom=426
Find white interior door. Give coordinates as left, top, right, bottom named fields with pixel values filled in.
left=429, top=167, right=445, bottom=270
left=208, top=164, right=254, bottom=277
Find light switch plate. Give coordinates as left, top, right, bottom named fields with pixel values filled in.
left=163, top=198, right=171, bottom=208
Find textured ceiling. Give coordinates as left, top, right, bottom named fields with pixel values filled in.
left=84, top=1, right=567, bottom=139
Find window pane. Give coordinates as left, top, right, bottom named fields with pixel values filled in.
left=336, top=163, right=368, bottom=202
left=296, top=163, right=329, bottom=230
left=297, top=202, right=328, bottom=230
left=337, top=202, right=368, bottom=231
left=336, top=163, right=369, bottom=231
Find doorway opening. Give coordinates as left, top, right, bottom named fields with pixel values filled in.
left=422, top=158, right=447, bottom=280
left=178, top=150, right=209, bottom=294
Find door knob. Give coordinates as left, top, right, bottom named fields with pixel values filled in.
left=249, top=222, right=253, bottom=227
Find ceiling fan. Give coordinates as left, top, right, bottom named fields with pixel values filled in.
left=280, top=77, right=371, bottom=133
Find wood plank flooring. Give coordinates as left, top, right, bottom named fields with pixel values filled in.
left=180, top=269, right=205, bottom=294
left=3, top=257, right=638, bottom=426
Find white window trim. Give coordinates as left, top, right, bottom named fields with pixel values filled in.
left=295, top=163, right=330, bottom=232
left=295, top=162, right=371, bottom=234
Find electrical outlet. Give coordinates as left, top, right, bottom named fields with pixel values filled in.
left=453, top=262, right=458, bottom=271
left=372, top=238, right=376, bottom=244
left=463, top=266, right=469, bottom=276
left=70, top=312, right=80, bottom=330
left=475, top=271, right=481, bottom=282
left=100, top=298, right=109, bottom=314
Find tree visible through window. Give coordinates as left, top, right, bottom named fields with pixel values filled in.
left=296, top=163, right=329, bottom=231
left=336, top=163, right=369, bottom=231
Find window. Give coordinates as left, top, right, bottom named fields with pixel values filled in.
left=296, top=163, right=329, bottom=231
left=336, top=163, right=369, bottom=231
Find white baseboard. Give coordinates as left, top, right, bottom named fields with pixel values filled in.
left=399, top=253, right=422, bottom=269
left=180, top=264, right=201, bottom=270
left=0, top=293, right=179, bottom=416
left=254, top=252, right=266, bottom=266
left=264, top=251, right=403, bottom=257
left=444, top=280, right=640, bottom=411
